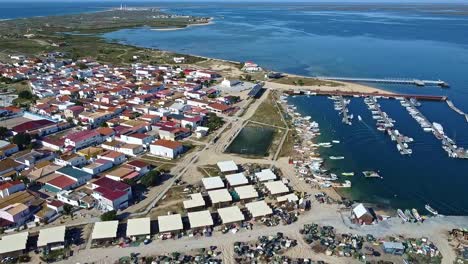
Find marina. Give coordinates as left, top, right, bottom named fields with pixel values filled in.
left=286, top=93, right=468, bottom=215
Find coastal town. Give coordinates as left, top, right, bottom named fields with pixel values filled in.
left=0, top=6, right=466, bottom=264
left=0, top=51, right=466, bottom=264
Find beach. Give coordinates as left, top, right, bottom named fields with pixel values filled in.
left=151, top=18, right=215, bottom=31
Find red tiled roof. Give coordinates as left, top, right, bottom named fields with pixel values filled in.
left=208, top=103, right=231, bottom=112
left=0, top=180, right=22, bottom=191
left=152, top=139, right=182, bottom=149
left=94, top=187, right=127, bottom=201
left=12, top=119, right=55, bottom=133
left=47, top=175, right=76, bottom=189
left=126, top=160, right=149, bottom=168
left=93, top=177, right=129, bottom=192
left=66, top=130, right=99, bottom=142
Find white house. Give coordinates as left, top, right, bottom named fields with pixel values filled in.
left=150, top=139, right=184, bottom=159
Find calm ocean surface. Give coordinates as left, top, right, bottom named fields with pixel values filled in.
left=2, top=2, right=468, bottom=215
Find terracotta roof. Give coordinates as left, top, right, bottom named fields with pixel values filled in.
left=152, top=139, right=183, bottom=149
left=0, top=158, right=21, bottom=172
left=12, top=119, right=55, bottom=134
left=0, top=180, right=23, bottom=191
left=93, top=177, right=129, bottom=192
left=46, top=175, right=76, bottom=189
left=126, top=160, right=149, bottom=168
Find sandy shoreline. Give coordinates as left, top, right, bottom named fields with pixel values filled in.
left=151, top=18, right=215, bottom=31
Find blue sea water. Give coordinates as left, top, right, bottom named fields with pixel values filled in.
left=2, top=2, right=468, bottom=214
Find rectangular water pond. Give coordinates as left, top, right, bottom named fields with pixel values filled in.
left=226, top=125, right=274, bottom=156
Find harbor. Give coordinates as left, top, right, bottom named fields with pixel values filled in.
left=285, top=93, right=468, bottom=215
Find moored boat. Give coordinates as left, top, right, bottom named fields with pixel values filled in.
left=397, top=209, right=408, bottom=222
left=425, top=204, right=438, bottom=216
left=412, top=208, right=423, bottom=222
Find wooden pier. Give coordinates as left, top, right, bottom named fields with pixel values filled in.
left=316, top=76, right=449, bottom=87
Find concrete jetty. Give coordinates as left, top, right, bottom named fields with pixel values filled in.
left=316, top=76, right=449, bottom=87
left=446, top=100, right=468, bottom=123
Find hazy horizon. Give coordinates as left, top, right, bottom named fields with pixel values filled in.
left=1, top=0, right=468, bottom=3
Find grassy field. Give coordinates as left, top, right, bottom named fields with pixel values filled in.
left=0, top=10, right=208, bottom=66
left=249, top=92, right=286, bottom=128
left=270, top=76, right=343, bottom=87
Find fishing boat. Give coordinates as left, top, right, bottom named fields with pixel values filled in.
left=341, top=172, right=354, bottom=176
left=358, top=115, right=362, bottom=121
left=425, top=204, right=438, bottom=216
left=412, top=208, right=423, bottom=222
left=397, top=209, right=408, bottom=222
left=404, top=209, right=415, bottom=222
left=332, top=140, right=340, bottom=144
left=363, top=171, right=382, bottom=178
left=329, top=156, right=344, bottom=160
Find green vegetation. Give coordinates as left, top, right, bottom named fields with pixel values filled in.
left=100, top=210, right=117, bottom=221
left=249, top=92, right=286, bottom=128
left=206, top=112, right=225, bottom=132
left=0, top=10, right=208, bottom=66
left=0, top=127, right=9, bottom=139
left=140, top=170, right=161, bottom=187
left=11, top=133, right=32, bottom=149
left=270, top=76, right=343, bottom=87
left=63, top=204, right=73, bottom=216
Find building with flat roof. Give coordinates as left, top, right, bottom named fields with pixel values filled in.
left=202, top=176, right=224, bottom=190
left=188, top=210, right=213, bottom=229
left=158, top=214, right=183, bottom=234
left=183, top=193, right=205, bottom=211
left=255, top=169, right=277, bottom=182
left=37, top=225, right=66, bottom=250
left=217, top=206, right=244, bottom=225
left=208, top=189, right=232, bottom=206
left=216, top=160, right=238, bottom=174
left=126, top=217, right=151, bottom=238
left=277, top=193, right=299, bottom=203
left=234, top=185, right=259, bottom=201
left=92, top=221, right=119, bottom=241
left=245, top=200, right=273, bottom=219
left=264, top=181, right=290, bottom=195
left=225, top=172, right=248, bottom=187
left=0, top=232, right=29, bottom=257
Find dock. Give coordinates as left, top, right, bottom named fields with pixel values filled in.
left=316, top=76, right=449, bottom=87
left=446, top=100, right=468, bottom=123
left=285, top=90, right=448, bottom=101
left=329, top=96, right=353, bottom=125
left=365, top=97, right=413, bottom=155
left=403, top=98, right=468, bottom=159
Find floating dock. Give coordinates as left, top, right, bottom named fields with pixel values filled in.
left=316, top=76, right=449, bottom=87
